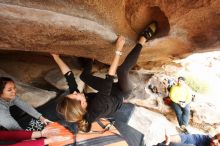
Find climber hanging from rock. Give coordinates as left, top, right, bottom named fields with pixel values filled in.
left=51, top=21, right=158, bottom=132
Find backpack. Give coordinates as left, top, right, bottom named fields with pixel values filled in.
left=163, top=96, right=172, bottom=106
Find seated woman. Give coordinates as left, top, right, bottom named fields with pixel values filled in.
left=0, top=77, right=50, bottom=130
left=51, top=21, right=157, bottom=132
left=0, top=127, right=68, bottom=146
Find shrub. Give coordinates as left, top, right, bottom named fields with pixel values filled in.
left=184, top=75, right=210, bottom=94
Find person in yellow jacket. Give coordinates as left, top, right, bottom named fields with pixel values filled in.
left=169, top=77, right=192, bottom=132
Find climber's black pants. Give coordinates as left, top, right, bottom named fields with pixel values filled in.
left=80, top=43, right=143, bottom=99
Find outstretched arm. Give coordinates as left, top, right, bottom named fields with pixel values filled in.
left=108, top=35, right=125, bottom=76
left=51, top=54, right=71, bottom=75
left=51, top=54, right=79, bottom=93
left=164, top=129, right=181, bottom=145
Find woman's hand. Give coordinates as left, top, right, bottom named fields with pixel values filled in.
left=50, top=53, right=72, bottom=75
left=39, top=116, right=52, bottom=125
left=164, top=129, right=170, bottom=145
left=41, top=127, right=60, bottom=138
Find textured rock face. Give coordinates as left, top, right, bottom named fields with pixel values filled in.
left=0, top=0, right=220, bottom=68
left=127, top=106, right=177, bottom=146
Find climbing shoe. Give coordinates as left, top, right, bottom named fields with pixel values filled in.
left=142, top=21, right=157, bottom=40
left=176, top=125, right=190, bottom=134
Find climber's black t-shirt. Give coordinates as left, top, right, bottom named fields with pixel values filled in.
left=64, top=71, right=123, bottom=123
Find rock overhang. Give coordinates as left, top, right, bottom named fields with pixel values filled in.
left=0, top=0, right=219, bottom=69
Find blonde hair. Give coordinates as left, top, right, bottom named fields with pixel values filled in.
left=57, top=97, right=90, bottom=132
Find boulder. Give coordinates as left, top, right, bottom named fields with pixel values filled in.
left=127, top=106, right=177, bottom=146
left=0, top=0, right=219, bottom=69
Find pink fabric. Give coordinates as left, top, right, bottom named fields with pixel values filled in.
left=0, top=131, right=44, bottom=146
left=4, top=139, right=44, bottom=146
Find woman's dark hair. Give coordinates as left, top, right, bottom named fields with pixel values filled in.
left=0, top=77, right=14, bottom=94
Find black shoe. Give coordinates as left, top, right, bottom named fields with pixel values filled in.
left=176, top=125, right=189, bottom=134
left=141, top=21, right=157, bottom=40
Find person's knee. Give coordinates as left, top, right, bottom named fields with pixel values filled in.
left=183, top=108, right=190, bottom=115
left=173, top=107, right=182, bottom=115
left=184, top=111, right=190, bottom=116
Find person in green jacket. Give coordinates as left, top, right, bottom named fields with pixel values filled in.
left=169, top=77, right=192, bottom=132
